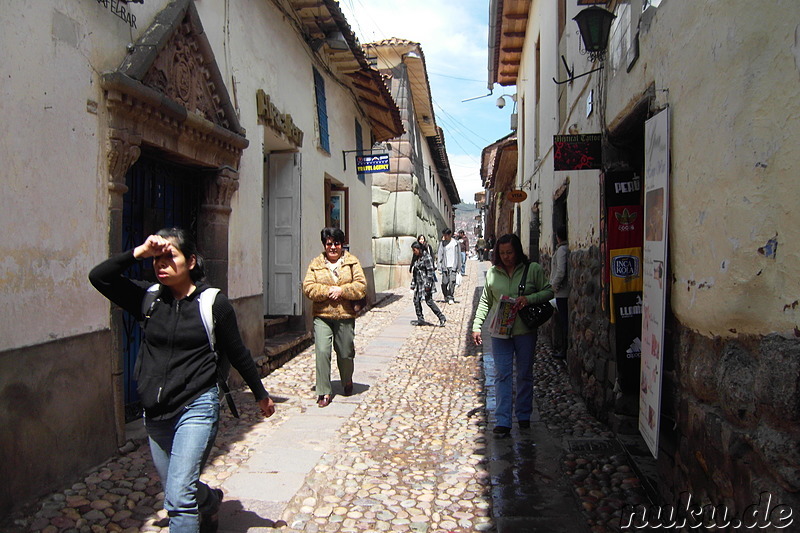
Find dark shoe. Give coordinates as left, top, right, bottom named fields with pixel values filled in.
left=438, top=316, right=447, bottom=327
left=200, top=489, right=223, bottom=533
left=518, top=420, right=531, bottom=429
left=412, top=319, right=433, bottom=326
left=317, top=395, right=331, bottom=408
left=343, top=382, right=353, bottom=396
left=493, top=425, right=511, bottom=436
left=200, top=514, right=218, bottom=533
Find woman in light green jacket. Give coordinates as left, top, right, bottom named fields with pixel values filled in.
left=471, top=234, right=553, bottom=436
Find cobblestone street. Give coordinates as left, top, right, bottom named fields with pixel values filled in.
left=1, top=260, right=649, bottom=533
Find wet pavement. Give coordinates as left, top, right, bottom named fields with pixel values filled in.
left=1, top=260, right=649, bottom=533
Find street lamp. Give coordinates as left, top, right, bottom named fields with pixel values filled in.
left=573, top=6, right=616, bottom=62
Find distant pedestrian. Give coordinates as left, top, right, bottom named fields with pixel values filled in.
left=303, top=227, right=367, bottom=408
left=475, top=236, right=487, bottom=261
left=457, top=230, right=469, bottom=275
left=486, top=235, right=496, bottom=262
left=89, top=228, right=275, bottom=533
left=417, top=234, right=435, bottom=259
left=550, top=226, right=570, bottom=359
left=411, top=234, right=436, bottom=273
left=437, top=228, right=462, bottom=304
left=410, top=242, right=447, bottom=327
left=471, top=233, right=553, bottom=436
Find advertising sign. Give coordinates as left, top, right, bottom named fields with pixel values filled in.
left=355, top=154, right=390, bottom=174
left=506, top=190, right=528, bottom=203
left=553, top=134, right=602, bottom=170
left=640, top=107, right=670, bottom=458
left=604, top=171, right=644, bottom=386
left=615, top=292, right=642, bottom=392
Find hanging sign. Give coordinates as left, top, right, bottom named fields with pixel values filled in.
left=356, top=154, right=389, bottom=173
left=554, top=133, right=602, bottom=171
left=506, top=190, right=528, bottom=203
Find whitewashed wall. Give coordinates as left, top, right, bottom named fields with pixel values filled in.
left=0, top=1, right=164, bottom=351
left=602, top=0, right=800, bottom=337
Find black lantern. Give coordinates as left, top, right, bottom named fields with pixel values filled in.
left=573, top=6, right=616, bottom=61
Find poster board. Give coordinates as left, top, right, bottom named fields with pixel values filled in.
left=639, top=107, right=670, bottom=458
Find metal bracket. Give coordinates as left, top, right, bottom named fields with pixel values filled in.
left=553, top=55, right=603, bottom=85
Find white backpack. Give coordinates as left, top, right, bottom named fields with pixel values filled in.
left=142, top=285, right=238, bottom=417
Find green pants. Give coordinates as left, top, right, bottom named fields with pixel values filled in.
left=313, top=317, right=356, bottom=395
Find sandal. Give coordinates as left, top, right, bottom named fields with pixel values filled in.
left=317, top=394, right=331, bottom=408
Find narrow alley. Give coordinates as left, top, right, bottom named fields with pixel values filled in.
left=1, top=260, right=649, bottom=533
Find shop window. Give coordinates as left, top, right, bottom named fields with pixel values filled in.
left=327, top=186, right=348, bottom=238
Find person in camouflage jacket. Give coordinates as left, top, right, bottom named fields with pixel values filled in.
left=410, top=242, right=446, bottom=327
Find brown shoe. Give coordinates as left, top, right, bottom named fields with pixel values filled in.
left=317, top=395, right=331, bottom=408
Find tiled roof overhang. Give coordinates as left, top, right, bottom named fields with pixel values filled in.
left=288, top=0, right=404, bottom=142
left=481, top=133, right=517, bottom=189
left=364, top=39, right=459, bottom=203
left=488, top=0, right=531, bottom=88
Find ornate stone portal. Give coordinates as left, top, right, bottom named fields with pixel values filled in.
left=102, top=0, right=248, bottom=286
left=100, top=0, right=249, bottom=443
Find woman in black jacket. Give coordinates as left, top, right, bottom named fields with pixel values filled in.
left=90, top=228, right=275, bottom=533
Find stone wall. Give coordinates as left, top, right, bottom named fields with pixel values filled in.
left=661, top=330, right=800, bottom=515
left=372, top=179, right=444, bottom=291
left=543, top=244, right=800, bottom=515
left=546, top=246, right=614, bottom=420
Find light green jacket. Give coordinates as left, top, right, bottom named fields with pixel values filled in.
left=472, top=262, right=554, bottom=335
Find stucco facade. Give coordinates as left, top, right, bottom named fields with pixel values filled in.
left=0, top=0, right=401, bottom=516
left=488, top=0, right=800, bottom=515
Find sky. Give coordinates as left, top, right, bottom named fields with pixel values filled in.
left=338, top=0, right=516, bottom=205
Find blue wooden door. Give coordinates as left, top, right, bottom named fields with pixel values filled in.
left=121, top=154, right=201, bottom=420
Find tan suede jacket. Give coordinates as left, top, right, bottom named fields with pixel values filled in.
left=302, top=252, right=367, bottom=320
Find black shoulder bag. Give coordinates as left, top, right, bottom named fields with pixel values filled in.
left=517, top=262, right=554, bottom=328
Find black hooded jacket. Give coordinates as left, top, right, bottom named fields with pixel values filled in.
left=89, top=250, right=269, bottom=420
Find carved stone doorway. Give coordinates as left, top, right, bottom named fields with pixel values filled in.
left=100, top=0, right=249, bottom=439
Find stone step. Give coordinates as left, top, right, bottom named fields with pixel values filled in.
left=264, top=330, right=312, bottom=357
left=264, top=316, right=290, bottom=338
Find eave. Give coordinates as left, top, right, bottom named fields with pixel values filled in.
left=488, top=0, right=531, bottom=88
left=287, top=0, right=403, bottom=141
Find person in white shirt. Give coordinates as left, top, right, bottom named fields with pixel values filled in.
left=436, top=228, right=462, bottom=303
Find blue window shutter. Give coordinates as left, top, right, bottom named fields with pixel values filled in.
left=313, top=68, right=330, bottom=153
left=355, top=119, right=364, bottom=182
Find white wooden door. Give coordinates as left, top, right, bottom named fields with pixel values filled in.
left=264, top=152, right=301, bottom=315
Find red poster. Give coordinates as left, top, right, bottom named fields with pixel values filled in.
left=608, top=205, right=644, bottom=250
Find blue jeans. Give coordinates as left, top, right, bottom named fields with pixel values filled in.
left=460, top=251, right=466, bottom=274
left=491, top=333, right=537, bottom=428
left=145, top=386, right=220, bottom=533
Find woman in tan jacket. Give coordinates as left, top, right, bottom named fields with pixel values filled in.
left=303, top=227, right=367, bottom=407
